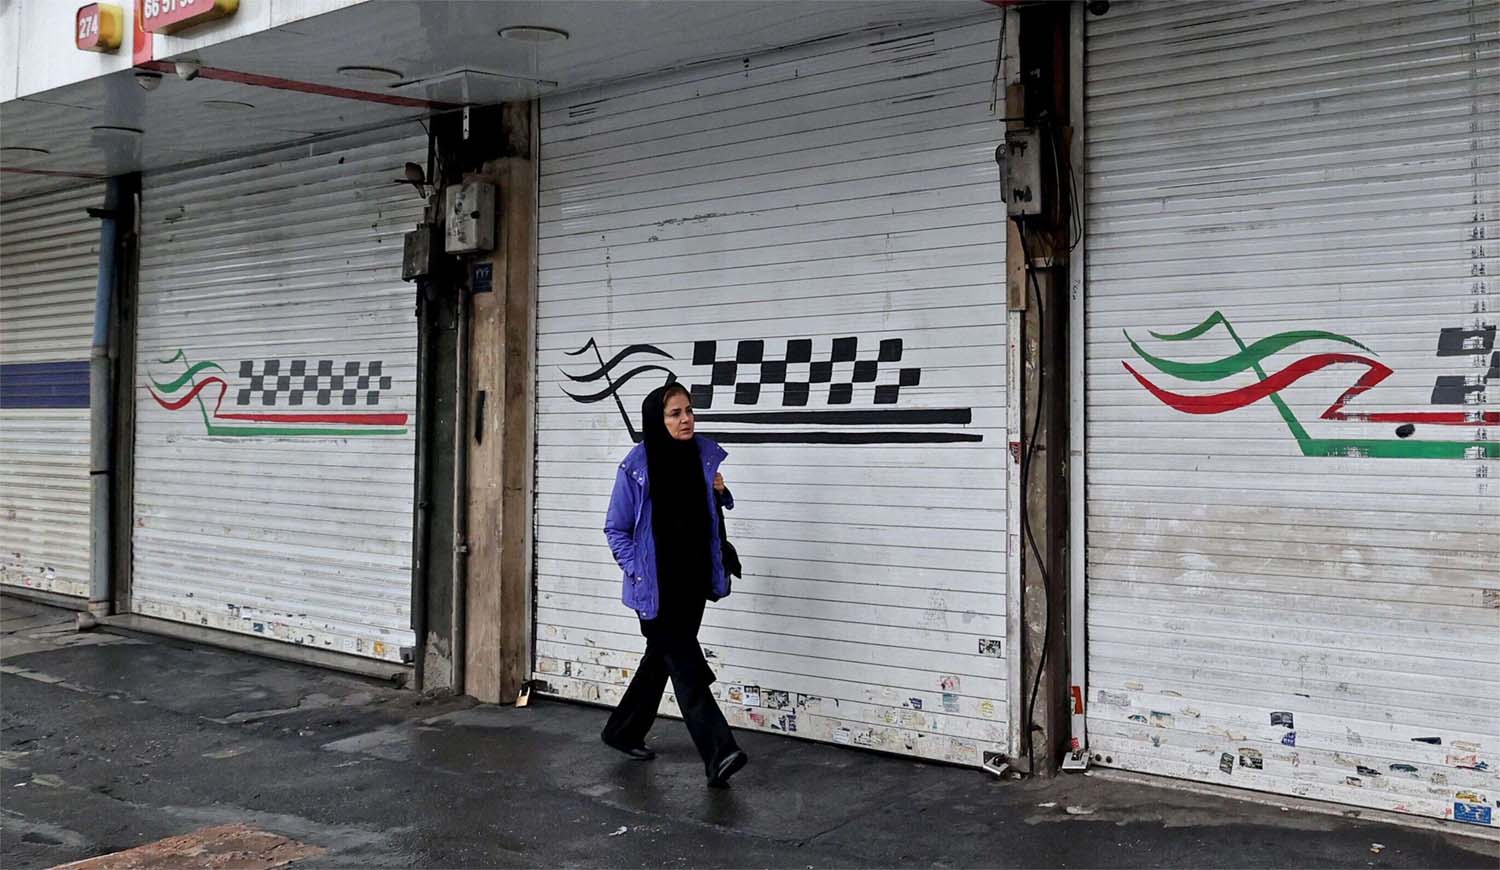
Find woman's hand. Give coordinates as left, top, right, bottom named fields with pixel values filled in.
left=713, top=473, right=726, bottom=494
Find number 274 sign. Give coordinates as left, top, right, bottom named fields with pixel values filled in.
left=141, top=0, right=238, bottom=34
left=75, top=4, right=124, bottom=52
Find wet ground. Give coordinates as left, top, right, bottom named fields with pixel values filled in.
left=2, top=597, right=1496, bottom=868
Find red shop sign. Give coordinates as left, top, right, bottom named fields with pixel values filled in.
left=141, top=0, right=237, bottom=35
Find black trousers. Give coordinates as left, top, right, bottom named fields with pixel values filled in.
left=601, top=596, right=740, bottom=776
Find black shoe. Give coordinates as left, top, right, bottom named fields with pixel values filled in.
left=708, top=749, right=748, bottom=787
left=604, top=738, right=656, bottom=760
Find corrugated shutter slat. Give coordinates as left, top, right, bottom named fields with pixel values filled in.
left=1085, top=0, right=1499, bottom=826
left=0, top=184, right=101, bottom=598
left=132, top=130, right=425, bottom=661
left=535, top=17, right=1012, bottom=766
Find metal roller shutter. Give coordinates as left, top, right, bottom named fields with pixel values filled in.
left=132, top=129, right=426, bottom=662
left=0, top=185, right=102, bottom=599
left=535, top=17, right=1012, bottom=766
left=1084, top=0, right=1498, bottom=825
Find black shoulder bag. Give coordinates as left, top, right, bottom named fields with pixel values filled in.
left=716, top=490, right=742, bottom=582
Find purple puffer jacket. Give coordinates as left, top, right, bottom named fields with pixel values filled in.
left=603, top=435, right=733, bottom=620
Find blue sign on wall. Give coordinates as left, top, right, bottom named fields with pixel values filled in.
left=472, top=262, right=494, bottom=294
left=1454, top=801, right=1493, bottom=826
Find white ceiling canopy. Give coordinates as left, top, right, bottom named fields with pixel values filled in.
left=1, top=1, right=995, bottom=200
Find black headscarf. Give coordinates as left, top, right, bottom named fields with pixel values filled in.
left=641, top=384, right=711, bottom=609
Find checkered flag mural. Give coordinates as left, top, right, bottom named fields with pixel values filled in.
left=688, top=338, right=921, bottom=408
left=1431, top=325, right=1498, bottom=405
left=236, top=360, right=394, bottom=407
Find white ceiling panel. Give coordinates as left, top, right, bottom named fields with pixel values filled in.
left=2, top=1, right=996, bottom=199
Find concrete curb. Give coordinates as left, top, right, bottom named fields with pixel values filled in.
left=98, top=613, right=413, bottom=686
left=1088, top=768, right=1500, bottom=846
left=2, top=588, right=90, bottom=612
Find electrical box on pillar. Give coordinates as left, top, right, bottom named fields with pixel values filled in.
left=402, top=224, right=437, bottom=281
left=444, top=182, right=496, bottom=254
left=1002, top=129, right=1045, bottom=218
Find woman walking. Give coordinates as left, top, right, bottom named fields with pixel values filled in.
left=601, top=383, right=748, bottom=787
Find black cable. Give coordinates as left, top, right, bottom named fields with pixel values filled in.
left=1045, top=122, right=1084, bottom=253
left=1013, top=216, right=1053, bottom=772
left=989, top=11, right=1008, bottom=116
left=1066, top=140, right=1083, bottom=251
left=1055, top=124, right=1082, bottom=252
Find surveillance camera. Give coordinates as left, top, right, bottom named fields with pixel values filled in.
left=134, top=71, right=163, bottom=92
left=1087, top=0, right=1111, bottom=15
left=174, top=61, right=201, bottom=81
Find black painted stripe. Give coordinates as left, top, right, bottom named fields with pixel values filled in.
left=0, top=361, right=89, bottom=409
left=1436, top=326, right=1496, bottom=356
left=694, top=408, right=973, bottom=426
left=701, top=430, right=983, bottom=444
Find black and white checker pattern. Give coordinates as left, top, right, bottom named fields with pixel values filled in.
left=1430, top=325, right=1498, bottom=405
left=689, top=338, right=920, bottom=408
left=235, top=360, right=394, bottom=407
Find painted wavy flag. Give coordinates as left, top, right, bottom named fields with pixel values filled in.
left=559, top=335, right=982, bottom=444
left=1123, top=311, right=1498, bottom=460
left=148, top=350, right=408, bottom=437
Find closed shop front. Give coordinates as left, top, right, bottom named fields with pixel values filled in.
left=130, top=128, right=427, bottom=661
left=1083, top=0, right=1498, bottom=825
left=0, top=185, right=102, bottom=600
left=534, top=17, right=1012, bottom=765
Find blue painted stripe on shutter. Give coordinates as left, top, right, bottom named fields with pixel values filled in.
left=0, top=360, right=91, bottom=409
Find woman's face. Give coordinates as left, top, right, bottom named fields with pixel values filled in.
left=663, top=390, right=695, bottom=441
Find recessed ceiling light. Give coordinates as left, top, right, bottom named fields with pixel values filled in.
left=498, top=25, right=569, bottom=43
left=337, top=65, right=403, bottom=82
left=91, top=125, right=144, bottom=136
left=203, top=99, right=255, bottom=111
